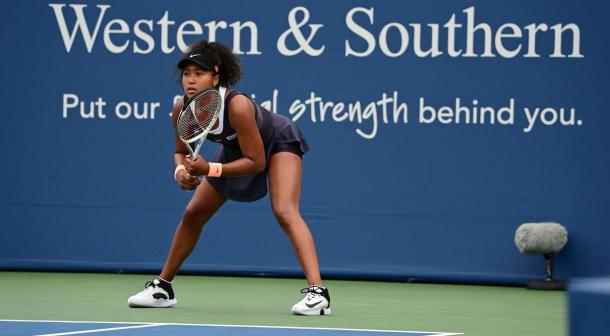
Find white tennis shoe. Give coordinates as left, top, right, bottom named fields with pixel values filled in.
left=291, top=285, right=331, bottom=315
left=127, top=278, right=177, bottom=308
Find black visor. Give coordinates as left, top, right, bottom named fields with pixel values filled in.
left=177, top=52, right=219, bottom=72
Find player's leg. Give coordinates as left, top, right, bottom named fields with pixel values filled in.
left=160, top=179, right=227, bottom=281
left=128, top=179, right=227, bottom=308
left=268, top=151, right=331, bottom=315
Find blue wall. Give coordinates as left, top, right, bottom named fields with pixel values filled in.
left=1, top=0, right=609, bottom=285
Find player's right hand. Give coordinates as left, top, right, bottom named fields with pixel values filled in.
left=176, top=170, right=201, bottom=190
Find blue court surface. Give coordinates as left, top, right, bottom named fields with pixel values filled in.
left=0, top=320, right=462, bottom=336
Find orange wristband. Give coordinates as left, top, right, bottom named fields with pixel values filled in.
left=207, top=162, right=222, bottom=177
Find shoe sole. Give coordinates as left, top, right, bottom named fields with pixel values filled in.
left=128, top=299, right=177, bottom=308
left=292, top=307, right=331, bottom=316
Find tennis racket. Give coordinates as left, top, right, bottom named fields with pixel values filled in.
left=176, top=88, right=222, bottom=160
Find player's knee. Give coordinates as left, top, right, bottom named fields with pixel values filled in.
left=272, top=205, right=300, bottom=229
left=182, top=205, right=208, bottom=228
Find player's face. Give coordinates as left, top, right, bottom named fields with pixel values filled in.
left=182, top=63, right=219, bottom=98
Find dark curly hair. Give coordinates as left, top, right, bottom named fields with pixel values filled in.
left=177, top=40, right=242, bottom=88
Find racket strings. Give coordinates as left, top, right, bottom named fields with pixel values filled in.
left=176, top=89, right=221, bottom=145
left=193, top=94, right=221, bottom=130
left=177, top=110, right=205, bottom=143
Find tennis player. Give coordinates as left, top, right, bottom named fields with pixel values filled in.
left=127, top=40, right=331, bottom=316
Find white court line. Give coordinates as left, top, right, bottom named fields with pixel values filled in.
left=33, top=323, right=167, bottom=336
left=0, top=319, right=463, bottom=336
left=159, top=322, right=464, bottom=335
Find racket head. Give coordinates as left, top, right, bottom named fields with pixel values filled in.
left=176, top=88, right=222, bottom=159
left=186, top=88, right=222, bottom=131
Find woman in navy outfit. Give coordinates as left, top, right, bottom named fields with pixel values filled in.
left=127, top=40, right=331, bottom=316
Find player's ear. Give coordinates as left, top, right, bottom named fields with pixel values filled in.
left=213, top=74, right=219, bottom=87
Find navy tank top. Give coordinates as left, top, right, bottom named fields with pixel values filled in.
left=202, top=88, right=309, bottom=202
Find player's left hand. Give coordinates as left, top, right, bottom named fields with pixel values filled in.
left=184, top=155, right=209, bottom=176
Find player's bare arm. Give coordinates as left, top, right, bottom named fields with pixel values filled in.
left=222, top=94, right=266, bottom=176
